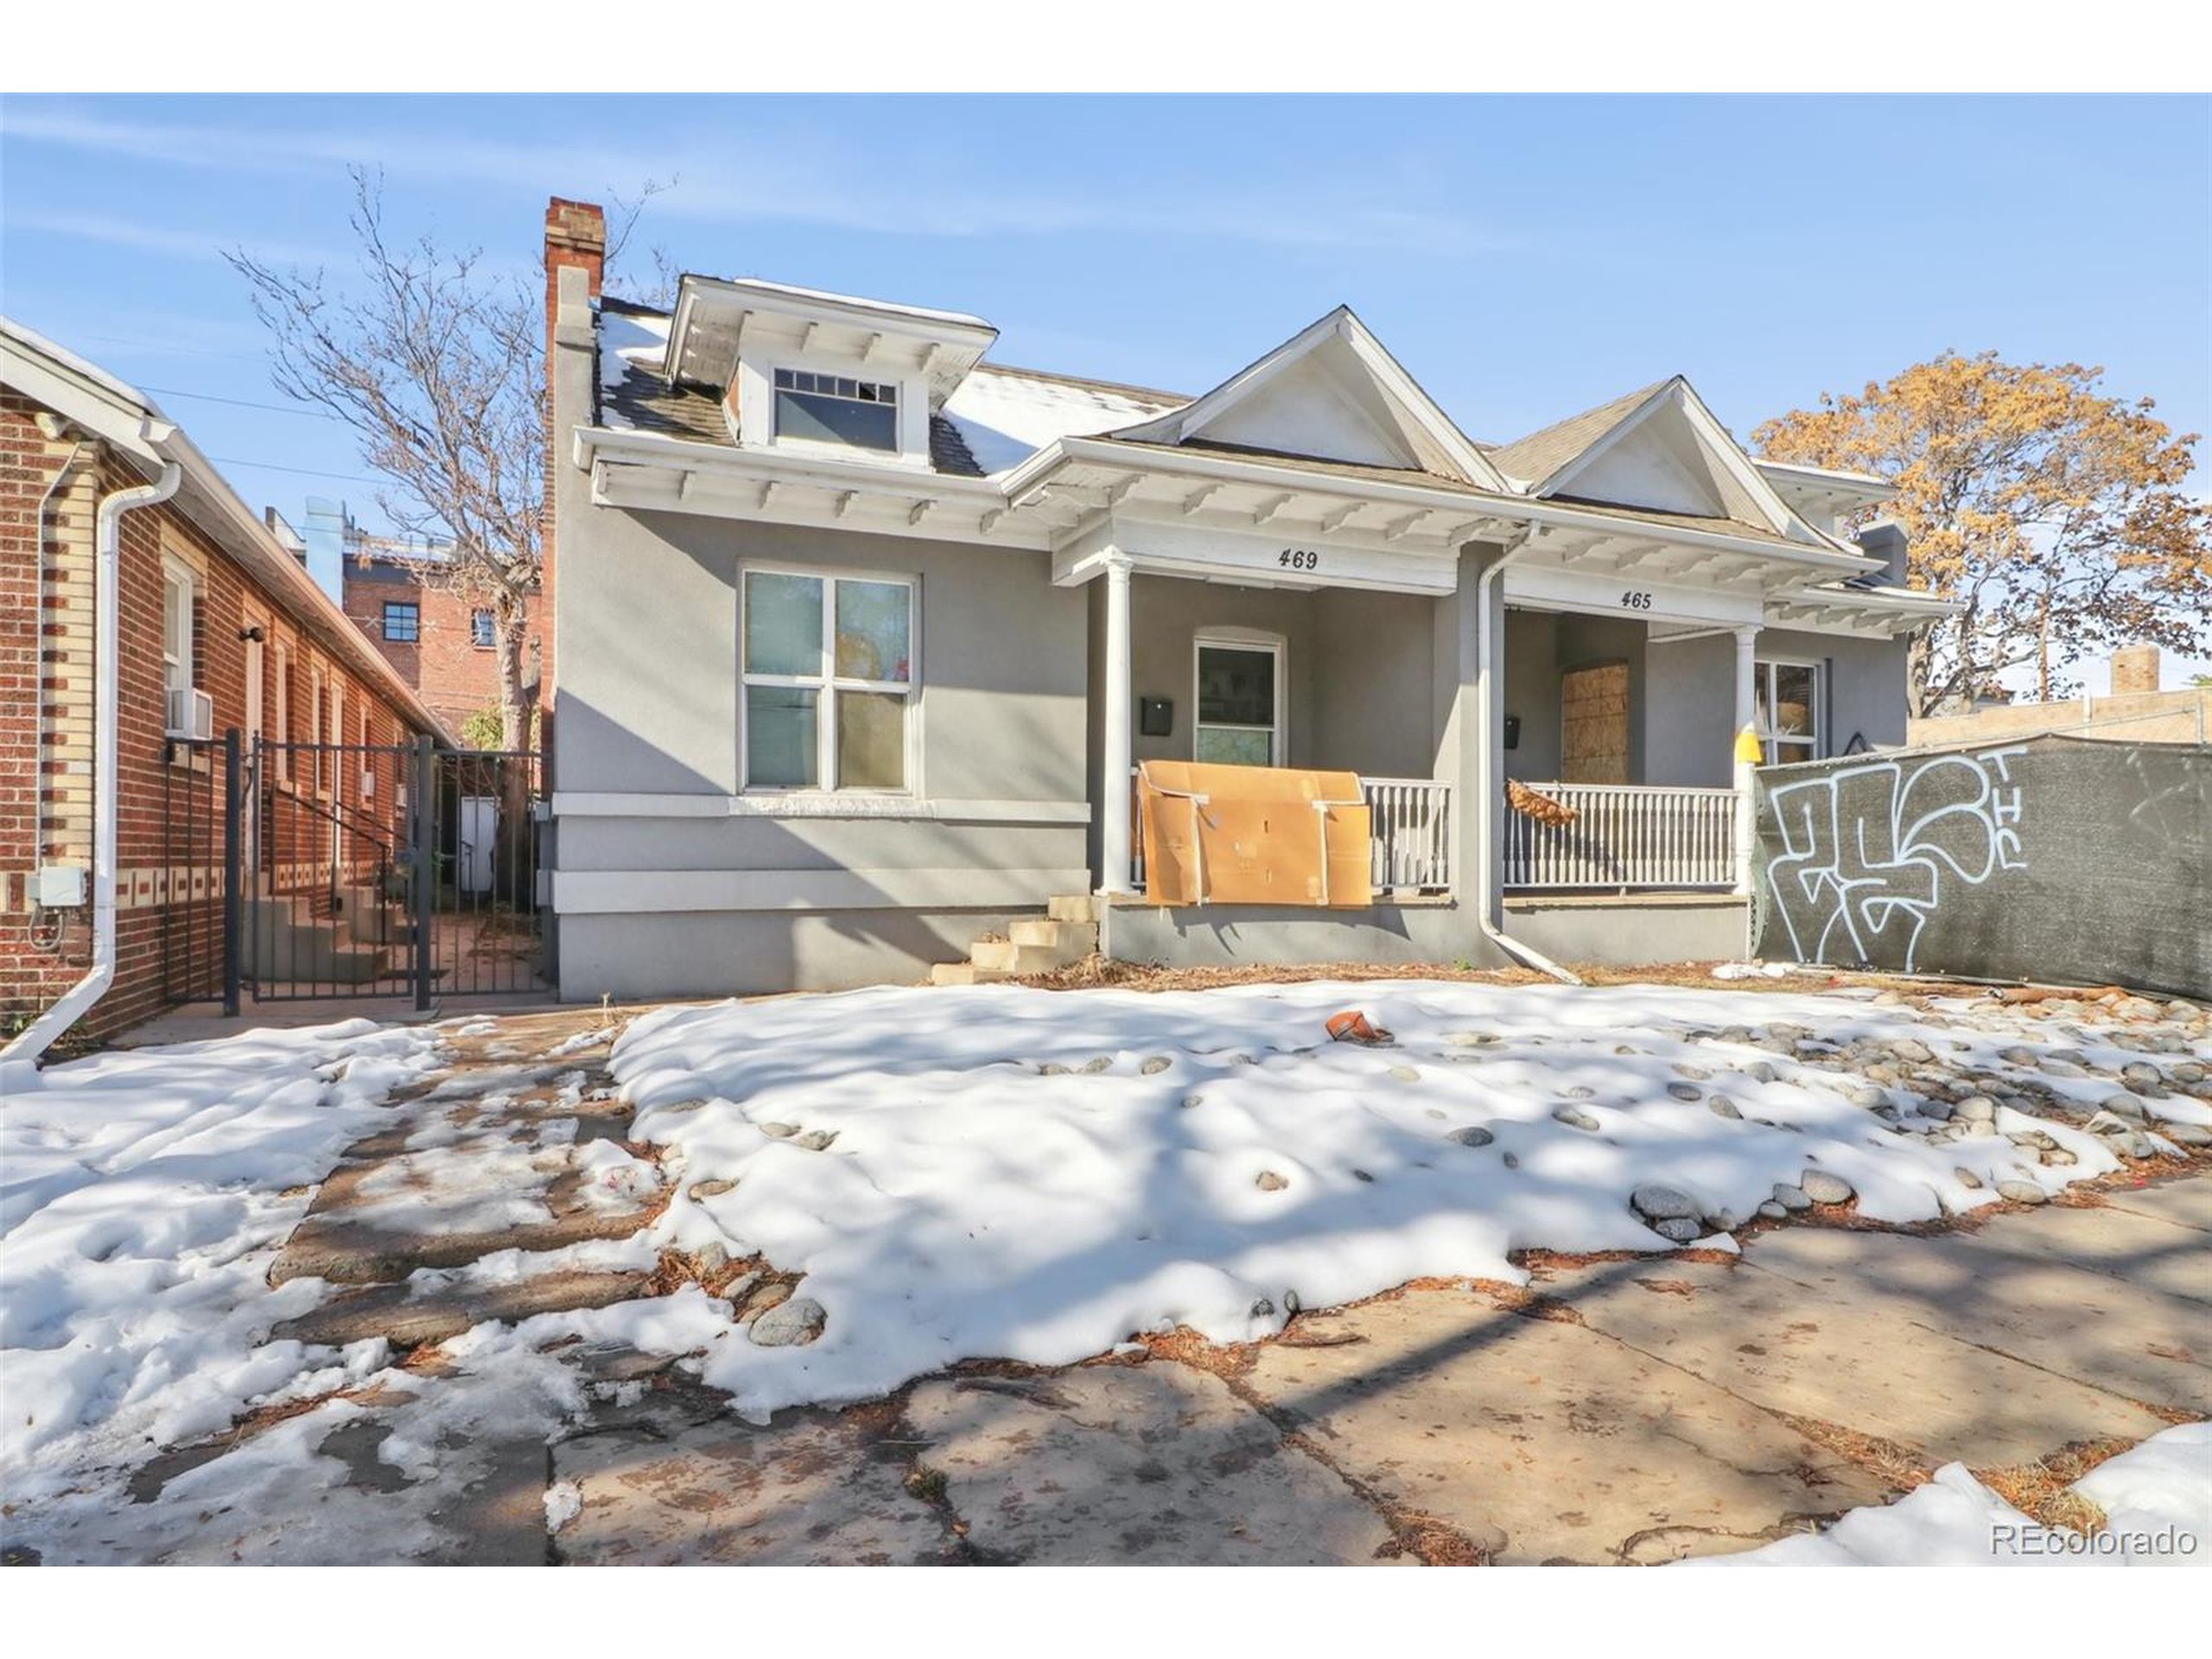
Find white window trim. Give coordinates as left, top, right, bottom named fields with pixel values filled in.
left=1755, top=656, right=1825, bottom=766
left=739, top=562, right=920, bottom=797
left=1193, top=628, right=1287, bottom=767
left=471, top=608, right=497, bottom=650
left=734, top=350, right=932, bottom=469
left=309, top=664, right=328, bottom=797
left=161, top=554, right=197, bottom=703
left=271, top=641, right=292, bottom=780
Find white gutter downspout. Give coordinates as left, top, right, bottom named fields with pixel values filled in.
left=1473, top=529, right=1582, bottom=987
left=2, top=461, right=183, bottom=1076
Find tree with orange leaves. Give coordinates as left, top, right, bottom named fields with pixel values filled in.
left=1756, top=353, right=2209, bottom=715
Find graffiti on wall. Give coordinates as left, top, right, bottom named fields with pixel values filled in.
left=1764, top=746, right=2028, bottom=973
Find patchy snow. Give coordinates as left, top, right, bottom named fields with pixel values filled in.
left=1704, top=1424, right=2211, bottom=1567
left=609, top=980, right=2211, bottom=1421
left=944, top=365, right=1184, bottom=475
left=596, top=307, right=672, bottom=432
left=0, top=1021, right=445, bottom=1501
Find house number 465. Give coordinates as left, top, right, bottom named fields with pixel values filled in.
left=1619, top=590, right=1654, bottom=610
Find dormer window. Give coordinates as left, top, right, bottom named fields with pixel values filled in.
left=773, top=368, right=899, bottom=453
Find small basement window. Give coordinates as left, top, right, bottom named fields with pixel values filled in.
left=772, top=368, right=899, bottom=453
left=383, top=601, right=420, bottom=642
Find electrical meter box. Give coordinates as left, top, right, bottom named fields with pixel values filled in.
left=32, top=866, right=87, bottom=908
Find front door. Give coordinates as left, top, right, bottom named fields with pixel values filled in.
left=1194, top=637, right=1282, bottom=766
left=1560, top=661, right=1630, bottom=785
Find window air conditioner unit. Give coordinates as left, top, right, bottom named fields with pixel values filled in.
left=166, top=686, right=215, bottom=741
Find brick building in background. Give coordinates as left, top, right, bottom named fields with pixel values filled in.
left=2, top=319, right=448, bottom=1046
left=1907, top=645, right=2211, bottom=748
left=284, top=499, right=543, bottom=738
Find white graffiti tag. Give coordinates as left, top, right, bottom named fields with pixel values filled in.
left=1764, top=747, right=2028, bottom=973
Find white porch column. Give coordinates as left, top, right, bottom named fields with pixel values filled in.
left=1099, top=552, right=1136, bottom=895
left=1732, top=625, right=1759, bottom=897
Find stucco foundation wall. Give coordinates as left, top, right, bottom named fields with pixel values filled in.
left=1103, top=894, right=1751, bottom=972
left=557, top=908, right=1037, bottom=1000
left=1506, top=896, right=1749, bottom=964
left=1103, top=899, right=1493, bottom=969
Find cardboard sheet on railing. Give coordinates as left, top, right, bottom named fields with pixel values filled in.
left=1138, top=760, right=1371, bottom=908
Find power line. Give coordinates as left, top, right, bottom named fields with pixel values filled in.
left=206, top=454, right=387, bottom=485
left=141, top=384, right=340, bottom=420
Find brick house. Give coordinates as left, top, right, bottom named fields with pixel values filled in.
left=316, top=509, right=543, bottom=737
left=2, top=318, right=449, bottom=1049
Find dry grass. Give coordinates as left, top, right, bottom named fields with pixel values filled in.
left=1770, top=1410, right=1934, bottom=1495
left=1012, top=951, right=1951, bottom=1000
left=1974, top=1439, right=2136, bottom=1535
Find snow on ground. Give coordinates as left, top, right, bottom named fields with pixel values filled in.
left=1702, top=1424, right=2211, bottom=1567
left=0, top=1021, right=444, bottom=1502
left=4, top=978, right=2204, bottom=1561
left=610, top=980, right=2212, bottom=1420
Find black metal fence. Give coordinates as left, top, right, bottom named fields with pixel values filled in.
left=159, top=732, right=548, bottom=1012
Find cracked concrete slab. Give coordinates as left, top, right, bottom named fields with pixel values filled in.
left=904, top=1362, right=1401, bottom=1565
left=2103, top=1178, right=2212, bottom=1235
left=551, top=1401, right=952, bottom=1566
left=1738, top=1224, right=2212, bottom=1414
left=1960, top=1202, right=2212, bottom=1306
left=272, top=1270, right=655, bottom=1348
left=1238, top=1289, right=1891, bottom=1564
left=1559, top=1250, right=2172, bottom=1470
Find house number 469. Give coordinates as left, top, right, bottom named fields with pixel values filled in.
left=1619, top=590, right=1654, bottom=610
left=1278, top=549, right=1320, bottom=571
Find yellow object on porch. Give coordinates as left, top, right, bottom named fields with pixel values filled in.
left=1733, top=723, right=1764, bottom=765
left=1137, top=760, right=1372, bottom=909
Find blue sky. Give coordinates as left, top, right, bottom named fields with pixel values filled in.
left=5, top=93, right=2208, bottom=683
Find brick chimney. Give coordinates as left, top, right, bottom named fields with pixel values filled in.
left=2109, top=643, right=2160, bottom=695
left=539, top=199, right=606, bottom=722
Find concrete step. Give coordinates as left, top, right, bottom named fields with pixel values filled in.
left=1047, top=893, right=1101, bottom=925
left=930, top=962, right=1010, bottom=987
left=970, top=939, right=1077, bottom=976
left=1009, top=918, right=1098, bottom=952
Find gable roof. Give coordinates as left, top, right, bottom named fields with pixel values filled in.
left=1110, top=307, right=1509, bottom=492
left=1486, top=380, right=1669, bottom=488
left=1491, top=374, right=1844, bottom=547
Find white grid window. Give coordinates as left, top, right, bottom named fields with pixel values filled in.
left=772, top=368, right=899, bottom=453
left=741, top=569, right=914, bottom=791
left=471, top=609, right=496, bottom=649
left=1755, top=659, right=1823, bottom=765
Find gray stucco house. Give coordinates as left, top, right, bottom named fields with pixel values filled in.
left=539, top=199, right=1947, bottom=999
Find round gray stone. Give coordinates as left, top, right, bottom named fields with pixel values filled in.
left=1447, top=1125, right=1495, bottom=1147
left=1552, top=1105, right=1600, bottom=1132
left=1666, top=1081, right=1703, bottom=1103
left=1771, top=1183, right=1814, bottom=1211
left=1799, top=1169, right=1855, bottom=1205
left=1953, top=1166, right=1984, bottom=1189
left=748, top=1295, right=827, bottom=1347
left=1707, top=1095, right=1742, bottom=1120
left=1756, top=1201, right=1790, bottom=1221
left=1651, top=1217, right=1702, bottom=1243
left=1995, top=1179, right=2049, bottom=1205
left=1630, top=1183, right=1702, bottom=1221
left=1954, top=1096, right=1997, bottom=1122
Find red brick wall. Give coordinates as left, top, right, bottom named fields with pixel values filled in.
left=340, top=559, right=541, bottom=736
left=2, top=389, right=429, bottom=1047
left=542, top=197, right=606, bottom=724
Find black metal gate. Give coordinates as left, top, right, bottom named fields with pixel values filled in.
left=191, top=730, right=547, bottom=1010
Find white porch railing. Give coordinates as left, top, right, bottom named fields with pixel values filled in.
left=1127, top=772, right=1454, bottom=896
left=1503, top=781, right=1738, bottom=891
left=1362, top=777, right=1452, bottom=893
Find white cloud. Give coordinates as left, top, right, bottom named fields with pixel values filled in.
left=2, top=102, right=1520, bottom=258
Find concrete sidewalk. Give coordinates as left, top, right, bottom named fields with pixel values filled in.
left=541, top=1178, right=2207, bottom=1566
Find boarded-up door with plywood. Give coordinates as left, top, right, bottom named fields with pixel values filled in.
left=1561, top=662, right=1630, bottom=784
